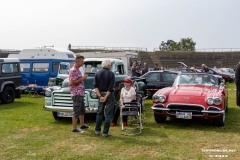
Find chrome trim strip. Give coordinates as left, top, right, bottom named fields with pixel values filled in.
left=151, top=106, right=170, bottom=111
left=202, top=110, right=224, bottom=114
left=44, top=106, right=98, bottom=112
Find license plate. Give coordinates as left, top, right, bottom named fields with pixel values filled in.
left=176, top=112, right=192, bottom=119
left=57, top=112, right=73, bottom=117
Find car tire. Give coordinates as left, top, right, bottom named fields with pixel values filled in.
left=214, top=112, right=225, bottom=127
left=154, top=112, right=167, bottom=123
left=0, top=86, right=15, bottom=104
left=225, top=100, right=228, bottom=112
left=146, top=91, right=152, bottom=99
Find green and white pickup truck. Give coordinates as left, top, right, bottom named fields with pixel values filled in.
left=44, top=58, right=146, bottom=120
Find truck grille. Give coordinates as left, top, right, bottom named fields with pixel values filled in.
left=53, top=92, right=88, bottom=107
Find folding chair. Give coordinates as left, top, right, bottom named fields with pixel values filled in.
left=120, top=97, right=143, bottom=136
left=27, top=87, right=38, bottom=97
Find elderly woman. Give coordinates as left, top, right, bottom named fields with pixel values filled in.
left=112, top=78, right=136, bottom=127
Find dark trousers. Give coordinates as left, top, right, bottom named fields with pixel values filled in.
left=112, top=105, right=127, bottom=124
left=237, top=85, right=240, bottom=106
left=95, top=92, right=115, bottom=134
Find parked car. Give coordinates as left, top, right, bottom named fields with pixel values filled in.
left=217, top=68, right=235, bottom=81
left=140, top=70, right=178, bottom=98
left=44, top=58, right=146, bottom=120
left=0, top=58, right=22, bottom=104
left=151, top=73, right=228, bottom=126
left=199, top=68, right=234, bottom=83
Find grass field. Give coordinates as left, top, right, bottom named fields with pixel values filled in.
left=0, top=83, right=239, bottom=160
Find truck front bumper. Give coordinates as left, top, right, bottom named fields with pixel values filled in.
left=44, top=105, right=98, bottom=113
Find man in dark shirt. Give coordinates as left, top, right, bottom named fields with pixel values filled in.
left=131, top=61, right=141, bottom=77
left=153, top=64, right=160, bottom=70
left=141, top=62, right=148, bottom=75
left=202, top=64, right=209, bottom=73
left=94, top=59, right=115, bottom=137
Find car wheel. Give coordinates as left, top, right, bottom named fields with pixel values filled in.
left=154, top=112, right=167, bottom=123
left=52, top=112, right=62, bottom=120
left=0, top=86, right=15, bottom=104
left=146, top=91, right=152, bottom=98
left=225, top=100, right=228, bottom=112
left=214, top=112, right=225, bottom=127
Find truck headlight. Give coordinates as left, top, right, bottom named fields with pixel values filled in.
left=45, top=88, right=52, bottom=97
left=90, top=89, right=98, bottom=99
left=206, top=97, right=214, bottom=105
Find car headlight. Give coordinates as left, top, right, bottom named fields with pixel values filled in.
left=206, top=97, right=214, bottom=105
left=214, top=97, right=222, bottom=105
left=159, top=95, right=166, bottom=102
left=152, top=95, right=166, bottom=103
left=45, top=88, right=52, bottom=97
left=152, top=95, right=159, bottom=102
left=90, top=89, right=98, bottom=99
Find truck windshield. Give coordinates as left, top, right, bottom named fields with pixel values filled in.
left=84, top=61, right=102, bottom=73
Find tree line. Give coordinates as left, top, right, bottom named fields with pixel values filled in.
left=159, top=38, right=196, bottom=51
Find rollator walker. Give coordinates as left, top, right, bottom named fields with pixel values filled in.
left=120, top=91, right=146, bottom=135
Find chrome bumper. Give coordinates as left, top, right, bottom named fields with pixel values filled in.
left=44, top=105, right=98, bottom=113
left=151, top=106, right=225, bottom=114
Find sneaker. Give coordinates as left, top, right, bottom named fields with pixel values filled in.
left=80, top=124, right=90, bottom=129
left=72, top=129, right=84, bottom=134
left=102, top=134, right=111, bottom=138
left=95, top=131, right=101, bottom=136
left=111, top=123, right=117, bottom=127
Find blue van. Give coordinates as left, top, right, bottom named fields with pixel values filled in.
left=8, top=47, right=76, bottom=86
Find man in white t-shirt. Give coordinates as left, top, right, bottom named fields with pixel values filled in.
left=112, top=78, right=136, bottom=127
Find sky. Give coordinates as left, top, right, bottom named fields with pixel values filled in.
left=0, top=0, right=239, bottom=51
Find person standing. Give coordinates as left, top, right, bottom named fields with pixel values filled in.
left=141, top=62, right=148, bottom=75
left=153, top=64, right=160, bottom=70
left=131, top=62, right=141, bottom=77
left=69, top=55, right=89, bottom=133
left=94, top=59, right=115, bottom=137
left=235, top=62, right=240, bottom=106
left=201, top=64, right=209, bottom=73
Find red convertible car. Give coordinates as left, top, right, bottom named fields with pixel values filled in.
left=151, top=73, right=228, bottom=126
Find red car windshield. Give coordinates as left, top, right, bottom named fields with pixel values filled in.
left=173, top=73, right=218, bottom=86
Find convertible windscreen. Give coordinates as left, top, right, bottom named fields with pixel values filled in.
left=173, top=74, right=218, bottom=86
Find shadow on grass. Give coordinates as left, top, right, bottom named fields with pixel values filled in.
left=49, top=113, right=97, bottom=125
left=149, top=107, right=240, bottom=134
left=86, top=127, right=168, bottom=147
left=0, top=101, right=36, bottom=110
